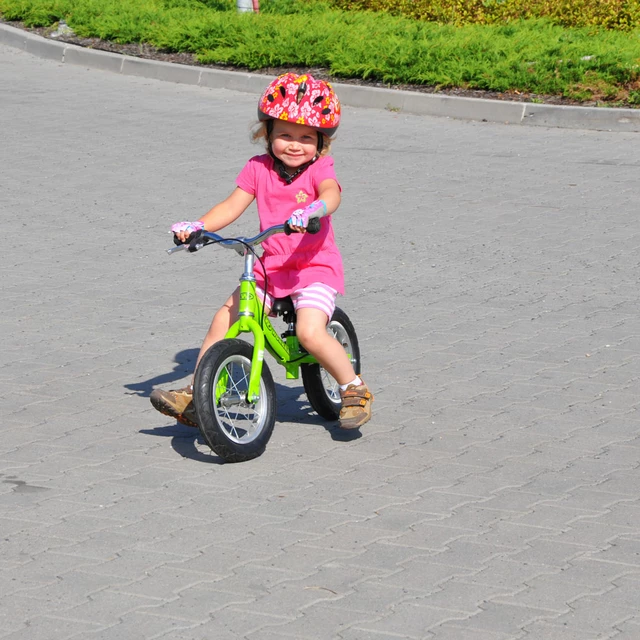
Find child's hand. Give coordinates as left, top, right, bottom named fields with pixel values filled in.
left=171, top=221, right=204, bottom=244
left=286, top=200, right=327, bottom=234
left=287, top=208, right=310, bottom=233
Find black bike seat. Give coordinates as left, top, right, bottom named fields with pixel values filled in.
left=271, top=297, right=294, bottom=315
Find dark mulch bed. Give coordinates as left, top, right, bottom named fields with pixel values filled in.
left=5, top=19, right=634, bottom=109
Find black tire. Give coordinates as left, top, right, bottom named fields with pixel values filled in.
left=194, top=338, right=276, bottom=463
left=301, top=307, right=361, bottom=421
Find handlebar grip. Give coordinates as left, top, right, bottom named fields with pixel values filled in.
left=284, top=217, right=322, bottom=235
left=187, top=229, right=207, bottom=252
left=307, top=217, right=321, bottom=234
left=171, top=229, right=207, bottom=251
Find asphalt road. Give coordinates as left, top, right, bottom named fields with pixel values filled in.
left=2, top=41, right=640, bottom=640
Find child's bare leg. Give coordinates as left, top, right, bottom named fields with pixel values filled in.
left=151, top=287, right=247, bottom=427
left=296, top=307, right=373, bottom=429
left=195, top=288, right=240, bottom=371
left=295, top=308, right=356, bottom=384
left=195, top=287, right=273, bottom=370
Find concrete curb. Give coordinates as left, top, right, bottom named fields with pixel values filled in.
left=2, top=21, right=639, bottom=133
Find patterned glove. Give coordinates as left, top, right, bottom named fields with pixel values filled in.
left=287, top=200, right=327, bottom=228
left=170, top=221, right=205, bottom=234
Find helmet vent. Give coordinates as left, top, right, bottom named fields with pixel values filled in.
left=295, top=82, right=307, bottom=104
left=258, top=73, right=340, bottom=134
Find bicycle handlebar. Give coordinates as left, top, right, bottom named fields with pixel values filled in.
left=167, top=215, right=322, bottom=255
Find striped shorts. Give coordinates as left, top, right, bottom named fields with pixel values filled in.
left=256, top=282, right=337, bottom=321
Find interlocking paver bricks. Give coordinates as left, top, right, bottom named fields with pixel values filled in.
left=71, top=612, right=196, bottom=640
left=518, top=620, right=604, bottom=639
left=3, top=37, right=640, bottom=640
left=354, top=600, right=473, bottom=637
left=611, top=618, right=640, bottom=640
left=417, top=627, right=512, bottom=640
left=447, top=600, right=559, bottom=635
left=490, top=573, right=602, bottom=612
left=547, top=595, right=636, bottom=636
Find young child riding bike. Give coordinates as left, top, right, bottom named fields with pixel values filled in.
left=150, top=73, right=373, bottom=430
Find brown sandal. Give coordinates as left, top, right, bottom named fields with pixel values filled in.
left=339, top=380, right=373, bottom=430
left=150, top=386, right=198, bottom=428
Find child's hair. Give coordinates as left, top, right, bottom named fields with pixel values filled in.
left=251, top=121, right=333, bottom=156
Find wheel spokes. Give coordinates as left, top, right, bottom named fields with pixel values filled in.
left=213, top=357, right=265, bottom=443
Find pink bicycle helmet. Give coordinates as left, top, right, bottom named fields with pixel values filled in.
left=258, top=73, right=341, bottom=136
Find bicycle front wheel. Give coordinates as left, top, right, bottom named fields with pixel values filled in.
left=194, top=339, right=276, bottom=463
left=301, top=307, right=361, bottom=421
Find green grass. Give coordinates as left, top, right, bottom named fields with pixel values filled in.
left=1, top=0, right=639, bottom=105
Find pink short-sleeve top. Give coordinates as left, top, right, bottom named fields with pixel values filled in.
left=235, top=154, right=344, bottom=298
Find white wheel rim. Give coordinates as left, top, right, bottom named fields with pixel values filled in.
left=212, top=354, right=268, bottom=444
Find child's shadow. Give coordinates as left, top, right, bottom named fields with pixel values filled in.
left=124, top=349, right=199, bottom=398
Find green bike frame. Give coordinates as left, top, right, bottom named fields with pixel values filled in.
left=222, top=245, right=317, bottom=404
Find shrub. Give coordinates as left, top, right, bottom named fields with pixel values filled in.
left=1, top=0, right=639, bottom=104
left=330, top=0, right=640, bottom=29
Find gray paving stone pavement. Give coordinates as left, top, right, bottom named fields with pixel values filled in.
left=1, top=40, right=640, bottom=640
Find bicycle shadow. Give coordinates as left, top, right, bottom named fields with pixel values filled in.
left=139, top=422, right=226, bottom=464
left=131, top=349, right=223, bottom=463
left=138, top=381, right=360, bottom=464
left=276, top=383, right=362, bottom=443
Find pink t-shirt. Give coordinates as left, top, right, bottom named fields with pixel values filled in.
left=235, top=154, right=345, bottom=297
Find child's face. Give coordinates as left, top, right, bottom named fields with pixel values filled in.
left=270, top=120, right=318, bottom=170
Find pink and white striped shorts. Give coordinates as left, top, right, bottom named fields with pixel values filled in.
left=256, top=282, right=337, bottom=321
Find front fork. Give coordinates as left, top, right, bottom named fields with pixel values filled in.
left=222, top=251, right=270, bottom=404
left=225, top=251, right=315, bottom=404
left=225, top=316, right=268, bottom=404
left=224, top=313, right=314, bottom=404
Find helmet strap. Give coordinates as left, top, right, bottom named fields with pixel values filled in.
left=272, top=156, right=318, bottom=185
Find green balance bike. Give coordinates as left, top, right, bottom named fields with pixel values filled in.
left=169, top=218, right=360, bottom=463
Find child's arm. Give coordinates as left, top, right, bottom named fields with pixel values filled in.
left=199, top=187, right=255, bottom=231
left=317, top=178, right=341, bottom=216
left=173, top=187, right=254, bottom=243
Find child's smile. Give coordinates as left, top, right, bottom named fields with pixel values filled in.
left=270, top=120, right=319, bottom=170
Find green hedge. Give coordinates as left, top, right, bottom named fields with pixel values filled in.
left=331, top=0, right=640, bottom=29
left=1, top=0, right=639, bottom=104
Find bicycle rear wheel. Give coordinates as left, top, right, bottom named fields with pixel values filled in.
left=194, top=338, right=276, bottom=463
left=301, top=307, right=361, bottom=421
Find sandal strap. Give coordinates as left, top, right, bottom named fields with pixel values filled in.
left=342, top=395, right=371, bottom=408
left=342, top=387, right=371, bottom=398
left=341, top=386, right=372, bottom=407
left=339, top=381, right=373, bottom=430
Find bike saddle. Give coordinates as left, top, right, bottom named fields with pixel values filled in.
left=271, top=297, right=294, bottom=316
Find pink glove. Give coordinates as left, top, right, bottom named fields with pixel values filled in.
left=170, top=221, right=204, bottom=234
left=287, top=200, right=327, bottom=228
